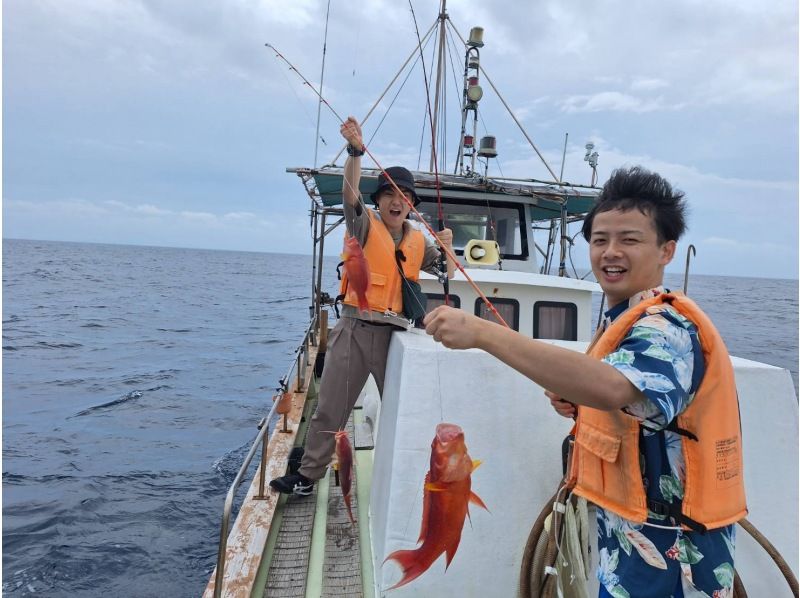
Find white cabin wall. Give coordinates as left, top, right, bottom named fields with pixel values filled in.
left=370, top=335, right=798, bottom=597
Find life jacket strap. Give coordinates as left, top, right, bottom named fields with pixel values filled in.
left=639, top=418, right=699, bottom=442
left=647, top=498, right=708, bottom=534
left=334, top=260, right=346, bottom=319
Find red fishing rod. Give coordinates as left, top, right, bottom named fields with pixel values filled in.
left=265, top=42, right=510, bottom=329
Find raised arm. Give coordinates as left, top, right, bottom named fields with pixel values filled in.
left=340, top=116, right=364, bottom=208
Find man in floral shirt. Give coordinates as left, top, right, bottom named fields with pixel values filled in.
left=424, top=166, right=743, bottom=597
left=593, top=289, right=735, bottom=597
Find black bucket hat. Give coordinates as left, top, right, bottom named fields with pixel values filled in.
left=370, top=166, right=420, bottom=206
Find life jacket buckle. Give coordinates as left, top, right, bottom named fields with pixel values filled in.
left=383, top=309, right=398, bottom=318
left=648, top=499, right=671, bottom=518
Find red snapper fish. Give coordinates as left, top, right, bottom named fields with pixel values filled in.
left=342, top=236, right=370, bottom=315
left=333, top=429, right=356, bottom=527
left=384, top=423, right=488, bottom=590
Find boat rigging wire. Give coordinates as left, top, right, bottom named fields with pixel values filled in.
left=363, top=49, right=426, bottom=151
left=443, top=22, right=506, bottom=180
left=313, top=0, right=333, bottom=168
left=408, top=0, right=450, bottom=304
left=264, top=41, right=510, bottom=328
left=326, top=20, right=439, bottom=166
left=447, top=23, right=561, bottom=183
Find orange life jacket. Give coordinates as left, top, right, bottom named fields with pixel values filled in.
left=340, top=209, right=425, bottom=315
left=568, top=292, right=747, bottom=531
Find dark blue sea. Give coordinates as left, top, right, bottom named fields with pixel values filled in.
left=3, top=238, right=797, bottom=597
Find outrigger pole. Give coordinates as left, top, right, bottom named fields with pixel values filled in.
left=264, top=42, right=511, bottom=328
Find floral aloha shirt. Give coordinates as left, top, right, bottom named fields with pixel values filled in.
left=596, top=286, right=736, bottom=598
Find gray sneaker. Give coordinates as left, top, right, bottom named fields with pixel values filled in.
left=269, top=473, right=314, bottom=496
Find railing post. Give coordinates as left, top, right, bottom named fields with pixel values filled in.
left=296, top=345, right=306, bottom=392
left=254, top=417, right=269, bottom=500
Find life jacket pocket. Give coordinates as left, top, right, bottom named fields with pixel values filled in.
left=369, top=272, right=388, bottom=307
left=575, top=419, right=646, bottom=519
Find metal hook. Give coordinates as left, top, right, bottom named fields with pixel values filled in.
left=683, top=244, right=696, bottom=294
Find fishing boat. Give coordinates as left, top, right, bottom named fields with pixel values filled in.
left=204, top=4, right=798, bottom=597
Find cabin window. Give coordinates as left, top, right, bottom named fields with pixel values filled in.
left=533, top=301, right=577, bottom=341
left=474, top=298, right=520, bottom=331
left=425, top=293, right=461, bottom=313
left=415, top=199, right=528, bottom=260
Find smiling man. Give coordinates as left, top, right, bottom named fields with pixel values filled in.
left=271, top=116, right=454, bottom=498
left=423, top=166, right=746, bottom=597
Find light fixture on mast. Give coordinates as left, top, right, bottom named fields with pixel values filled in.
left=456, top=26, right=487, bottom=176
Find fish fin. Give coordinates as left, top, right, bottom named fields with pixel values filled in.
left=424, top=482, right=448, bottom=492
left=471, top=459, right=482, bottom=471
left=418, top=472, right=432, bottom=543
left=383, top=548, right=431, bottom=591
left=444, top=534, right=463, bottom=570
left=624, top=529, right=667, bottom=570
left=469, top=491, right=489, bottom=512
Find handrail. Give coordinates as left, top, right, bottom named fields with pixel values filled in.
left=212, top=318, right=317, bottom=598
left=683, top=244, right=696, bottom=294
left=277, top=316, right=317, bottom=394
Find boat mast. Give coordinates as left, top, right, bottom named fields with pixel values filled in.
left=429, top=0, right=447, bottom=172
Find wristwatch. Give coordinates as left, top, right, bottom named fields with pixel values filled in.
left=346, top=144, right=365, bottom=157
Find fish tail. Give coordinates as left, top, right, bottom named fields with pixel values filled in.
left=384, top=548, right=433, bottom=591
left=358, top=294, right=370, bottom=316
left=344, top=494, right=356, bottom=527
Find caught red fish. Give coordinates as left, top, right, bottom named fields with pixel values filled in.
left=342, top=236, right=370, bottom=315
left=384, top=423, right=487, bottom=590
left=328, top=429, right=356, bottom=527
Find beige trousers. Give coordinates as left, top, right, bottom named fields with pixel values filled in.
left=299, top=317, right=398, bottom=480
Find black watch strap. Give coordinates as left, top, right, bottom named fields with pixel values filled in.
left=346, top=144, right=365, bottom=157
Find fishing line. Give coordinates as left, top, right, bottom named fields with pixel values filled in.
left=273, top=57, right=325, bottom=146
left=265, top=41, right=510, bottom=328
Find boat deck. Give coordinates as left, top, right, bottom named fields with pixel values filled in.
left=263, top=413, right=370, bottom=598
left=204, top=332, right=377, bottom=598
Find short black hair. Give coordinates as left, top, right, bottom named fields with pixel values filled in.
left=582, top=166, right=687, bottom=243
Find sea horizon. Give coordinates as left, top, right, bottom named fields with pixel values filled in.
left=4, top=236, right=798, bottom=282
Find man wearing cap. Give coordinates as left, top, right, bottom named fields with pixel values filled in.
left=270, top=116, right=453, bottom=496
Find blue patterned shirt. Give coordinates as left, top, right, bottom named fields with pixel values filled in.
left=595, top=287, right=736, bottom=598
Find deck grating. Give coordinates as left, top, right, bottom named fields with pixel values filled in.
left=263, top=407, right=366, bottom=598
left=321, top=417, right=363, bottom=597
left=263, top=488, right=318, bottom=597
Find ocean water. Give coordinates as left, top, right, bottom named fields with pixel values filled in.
left=2, top=238, right=797, bottom=597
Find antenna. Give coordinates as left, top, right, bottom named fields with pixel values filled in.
left=584, top=142, right=599, bottom=186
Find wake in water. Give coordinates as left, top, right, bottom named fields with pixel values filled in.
left=73, top=390, right=143, bottom=417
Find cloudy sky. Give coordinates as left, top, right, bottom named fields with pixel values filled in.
left=3, top=0, right=798, bottom=279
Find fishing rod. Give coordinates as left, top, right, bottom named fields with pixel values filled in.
left=265, top=42, right=510, bottom=328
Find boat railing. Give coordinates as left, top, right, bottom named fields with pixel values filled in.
left=212, top=315, right=318, bottom=598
